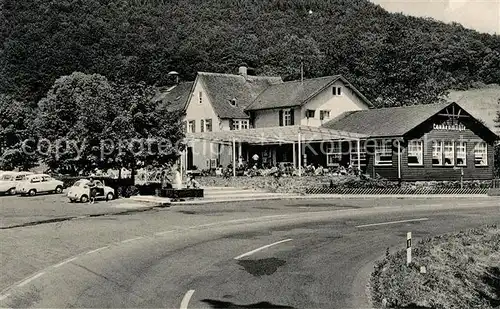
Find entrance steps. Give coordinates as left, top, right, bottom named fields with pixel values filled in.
left=129, top=186, right=295, bottom=205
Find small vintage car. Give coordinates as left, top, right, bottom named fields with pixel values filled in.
left=0, top=172, right=33, bottom=195
left=67, top=179, right=115, bottom=203
left=17, top=174, right=64, bottom=196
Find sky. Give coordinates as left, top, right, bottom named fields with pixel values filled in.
left=370, top=0, right=500, bottom=34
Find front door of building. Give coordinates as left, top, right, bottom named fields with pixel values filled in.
left=187, top=147, right=194, bottom=170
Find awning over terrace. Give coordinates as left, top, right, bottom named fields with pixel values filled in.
left=185, top=125, right=368, bottom=144
left=183, top=125, right=367, bottom=177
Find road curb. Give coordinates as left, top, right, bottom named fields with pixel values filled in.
left=170, top=194, right=493, bottom=205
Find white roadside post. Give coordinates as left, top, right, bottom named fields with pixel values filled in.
left=232, top=137, right=236, bottom=177
left=406, top=232, right=412, bottom=266
left=297, top=132, right=302, bottom=177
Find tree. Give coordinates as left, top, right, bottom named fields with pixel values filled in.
left=33, top=72, right=118, bottom=173
left=104, top=82, right=185, bottom=178
left=33, top=72, right=185, bottom=175
left=0, top=94, right=37, bottom=170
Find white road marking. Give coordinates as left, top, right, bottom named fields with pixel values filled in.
left=234, top=239, right=293, bottom=260
left=18, top=272, right=45, bottom=287
left=121, top=236, right=143, bottom=243
left=180, top=289, right=195, bottom=309
left=356, top=218, right=429, bottom=228
left=85, top=246, right=108, bottom=255
left=0, top=293, right=10, bottom=301
left=155, top=230, right=176, bottom=236
left=53, top=257, right=78, bottom=268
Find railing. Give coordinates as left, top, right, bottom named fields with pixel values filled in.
left=135, top=170, right=163, bottom=185
left=492, top=179, right=500, bottom=189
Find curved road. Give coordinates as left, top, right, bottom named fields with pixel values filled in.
left=1, top=199, right=499, bottom=308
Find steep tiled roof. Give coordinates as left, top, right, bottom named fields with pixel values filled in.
left=153, top=82, right=194, bottom=111
left=198, top=72, right=282, bottom=119
left=322, top=102, right=456, bottom=137
left=246, top=75, right=374, bottom=111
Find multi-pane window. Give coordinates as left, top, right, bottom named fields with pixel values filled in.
left=407, top=140, right=423, bottom=166
left=188, top=120, right=195, bottom=133
left=474, top=142, right=488, bottom=166
left=443, top=141, right=455, bottom=166
left=350, top=141, right=367, bottom=167
left=375, top=140, right=392, bottom=166
left=240, top=120, right=248, bottom=129
left=283, top=110, right=292, bottom=126
left=456, top=141, right=467, bottom=166
left=232, top=119, right=249, bottom=130
left=326, top=142, right=342, bottom=166
left=332, top=86, right=342, bottom=96
left=199, top=91, right=203, bottom=104
left=432, top=141, right=443, bottom=165
left=200, top=119, right=205, bottom=132
left=320, top=110, right=331, bottom=121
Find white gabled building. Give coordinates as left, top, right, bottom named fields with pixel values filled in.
left=158, top=66, right=373, bottom=171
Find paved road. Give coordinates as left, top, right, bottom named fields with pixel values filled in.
left=0, top=193, right=157, bottom=228
left=0, top=198, right=499, bottom=308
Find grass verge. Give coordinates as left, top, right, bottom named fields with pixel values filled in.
left=371, top=225, right=500, bottom=309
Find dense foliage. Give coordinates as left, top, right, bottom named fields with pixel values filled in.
left=0, top=94, right=38, bottom=170
left=1, top=0, right=499, bottom=106
left=1, top=72, right=184, bottom=173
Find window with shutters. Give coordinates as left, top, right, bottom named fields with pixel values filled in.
left=281, top=109, right=292, bottom=126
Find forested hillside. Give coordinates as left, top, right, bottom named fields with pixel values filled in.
left=1, top=0, right=500, bottom=106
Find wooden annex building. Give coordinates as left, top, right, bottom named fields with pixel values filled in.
left=323, top=102, right=498, bottom=181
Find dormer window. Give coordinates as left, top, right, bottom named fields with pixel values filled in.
left=229, top=98, right=237, bottom=106
left=333, top=86, right=341, bottom=96
left=231, top=119, right=249, bottom=130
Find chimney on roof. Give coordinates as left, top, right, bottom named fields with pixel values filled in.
left=238, top=66, right=248, bottom=78
left=168, top=71, right=180, bottom=84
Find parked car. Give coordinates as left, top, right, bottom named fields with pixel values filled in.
left=67, top=179, right=115, bottom=203
left=0, top=172, right=33, bottom=195
left=18, top=174, right=64, bottom=196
